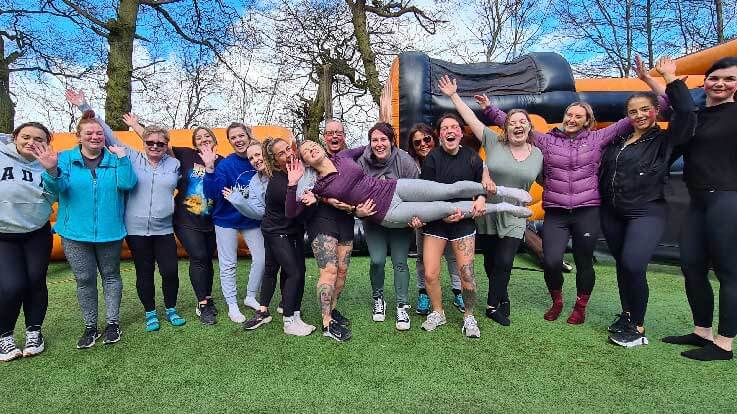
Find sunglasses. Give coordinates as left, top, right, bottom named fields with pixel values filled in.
left=145, top=141, right=167, bottom=148
left=412, top=135, right=433, bottom=147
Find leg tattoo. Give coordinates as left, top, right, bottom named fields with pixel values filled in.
left=312, top=234, right=338, bottom=270
left=317, top=282, right=334, bottom=319
left=460, top=263, right=477, bottom=315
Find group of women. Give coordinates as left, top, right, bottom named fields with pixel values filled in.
left=0, top=55, right=735, bottom=363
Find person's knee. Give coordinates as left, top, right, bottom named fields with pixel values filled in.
left=393, top=262, right=409, bottom=274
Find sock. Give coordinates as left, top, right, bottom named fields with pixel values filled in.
left=662, top=333, right=711, bottom=347
left=681, top=343, right=733, bottom=361
left=452, top=288, right=462, bottom=296
left=419, top=288, right=427, bottom=295
left=228, top=303, right=242, bottom=313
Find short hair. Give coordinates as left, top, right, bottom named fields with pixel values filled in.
left=12, top=121, right=52, bottom=143
left=142, top=125, right=170, bottom=142
left=367, top=122, right=396, bottom=147
left=624, top=92, right=659, bottom=114
left=434, top=112, right=465, bottom=132
left=705, top=57, right=737, bottom=77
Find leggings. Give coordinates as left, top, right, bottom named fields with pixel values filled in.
left=259, top=232, right=306, bottom=317
left=214, top=226, right=266, bottom=305
left=600, top=202, right=666, bottom=326
left=381, top=180, right=529, bottom=227
left=126, top=234, right=180, bottom=312
left=174, top=226, right=216, bottom=302
left=62, top=238, right=123, bottom=327
left=680, top=190, right=737, bottom=337
left=364, top=221, right=412, bottom=306
left=478, top=234, right=522, bottom=308
left=415, top=230, right=461, bottom=291
left=0, top=223, right=52, bottom=336
left=542, top=207, right=599, bottom=295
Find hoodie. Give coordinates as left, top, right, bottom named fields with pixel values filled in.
left=0, top=142, right=55, bottom=233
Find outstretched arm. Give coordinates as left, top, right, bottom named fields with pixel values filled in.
left=66, top=89, right=125, bottom=148
left=438, top=75, right=486, bottom=141
left=657, top=57, right=698, bottom=146
left=635, top=54, right=666, bottom=97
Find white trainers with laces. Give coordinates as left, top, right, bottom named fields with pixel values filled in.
left=396, top=305, right=411, bottom=331
left=372, top=297, right=386, bottom=322
left=421, top=310, right=447, bottom=331
left=462, top=315, right=481, bottom=338
left=284, top=316, right=313, bottom=336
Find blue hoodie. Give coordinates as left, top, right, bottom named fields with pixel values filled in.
left=42, top=147, right=137, bottom=242
left=203, top=152, right=260, bottom=229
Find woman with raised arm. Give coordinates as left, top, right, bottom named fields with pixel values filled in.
left=64, top=93, right=185, bottom=333
left=38, top=111, right=137, bottom=349
left=662, top=57, right=737, bottom=361
left=0, top=123, right=54, bottom=362
left=439, top=77, right=543, bottom=327
left=406, top=123, right=464, bottom=316
left=598, top=57, right=697, bottom=348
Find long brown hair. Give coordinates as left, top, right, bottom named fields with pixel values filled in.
left=500, top=109, right=535, bottom=144
left=262, top=137, right=290, bottom=176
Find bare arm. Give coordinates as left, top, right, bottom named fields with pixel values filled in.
left=438, top=75, right=486, bottom=141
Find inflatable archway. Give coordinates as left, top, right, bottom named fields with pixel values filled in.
left=47, top=126, right=293, bottom=260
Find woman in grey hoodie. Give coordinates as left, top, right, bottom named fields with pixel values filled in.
left=0, top=123, right=55, bottom=362
left=357, top=122, right=420, bottom=330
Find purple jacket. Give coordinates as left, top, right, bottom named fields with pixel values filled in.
left=484, top=106, right=633, bottom=209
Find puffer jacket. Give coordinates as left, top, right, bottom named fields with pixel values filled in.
left=484, top=107, right=634, bottom=209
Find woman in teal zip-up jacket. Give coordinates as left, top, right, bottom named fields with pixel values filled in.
left=37, top=110, right=136, bottom=349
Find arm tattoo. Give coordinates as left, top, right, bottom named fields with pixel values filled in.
left=317, top=282, right=334, bottom=318
left=460, top=263, right=477, bottom=314
left=311, top=234, right=338, bottom=269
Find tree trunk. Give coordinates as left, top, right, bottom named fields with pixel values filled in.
left=347, top=0, right=382, bottom=105
left=104, top=0, right=139, bottom=131
left=0, top=40, right=14, bottom=133
left=323, top=64, right=333, bottom=120
left=715, top=0, right=724, bottom=43
left=645, top=0, right=654, bottom=67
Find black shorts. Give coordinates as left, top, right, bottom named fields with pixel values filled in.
left=306, top=205, right=355, bottom=243
left=423, top=219, right=476, bottom=242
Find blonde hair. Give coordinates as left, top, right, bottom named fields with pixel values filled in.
left=564, top=102, right=597, bottom=131
left=142, top=125, right=170, bottom=142
left=262, top=137, right=290, bottom=177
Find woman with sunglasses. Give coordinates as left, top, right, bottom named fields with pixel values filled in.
left=406, top=124, right=464, bottom=316
left=65, top=92, right=185, bottom=332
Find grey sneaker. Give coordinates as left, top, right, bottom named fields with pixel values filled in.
left=372, top=297, right=386, bottom=322
left=396, top=305, right=411, bottom=331
left=22, top=329, right=45, bottom=357
left=462, top=315, right=481, bottom=338
left=294, top=312, right=316, bottom=334
left=284, top=316, right=313, bottom=336
left=421, top=311, right=447, bottom=331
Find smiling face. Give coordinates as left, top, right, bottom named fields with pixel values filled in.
left=323, top=121, right=346, bottom=155
left=14, top=126, right=50, bottom=160
left=704, top=66, right=737, bottom=104
left=561, top=105, right=589, bottom=135
left=228, top=127, right=251, bottom=155
left=506, top=112, right=532, bottom=146
left=370, top=129, right=392, bottom=160
left=411, top=131, right=436, bottom=159
left=626, top=96, right=659, bottom=133
left=299, top=140, right=326, bottom=167
left=144, top=132, right=169, bottom=161
left=78, top=122, right=105, bottom=153
left=246, top=144, right=265, bottom=173
left=193, top=128, right=215, bottom=151
left=438, top=117, right=462, bottom=153
left=271, top=140, right=293, bottom=169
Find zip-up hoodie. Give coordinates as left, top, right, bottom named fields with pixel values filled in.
left=42, top=147, right=137, bottom=242
left=357, top=145, right=420, bottom=180
left=0, top=142, right=55, bottom=233
left=203, top=152, right=260, bottom=229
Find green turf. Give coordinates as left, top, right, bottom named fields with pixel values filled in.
left=2, top=254, right=736, bottom=412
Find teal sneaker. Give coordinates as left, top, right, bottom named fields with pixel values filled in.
left=416, top=293, right=430, bottom=315
left=166, top=308, right=186, bottom=327
left=145, top=310, right=160, bottom=332
left=453, top=293, right=465, bottom=312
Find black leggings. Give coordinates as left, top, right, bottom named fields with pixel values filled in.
left=126, top=234, right=180, bottom=312
left=0, top=223, right=52, bottom=336
left=260, top=232, right=306, bottom=317
left=542, top=207, right=599, bottom=295
left=600, top=202, right=666, bottom=326
left=174, top=226, right=216, bottom=302
left=680, top=190, right=737, bottom=338
left=478, top=234, right=521, bottom=308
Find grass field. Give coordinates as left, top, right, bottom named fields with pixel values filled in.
left=2, top=254, right=736, bottom=413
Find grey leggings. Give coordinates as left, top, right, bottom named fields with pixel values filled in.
left=62, top=238, right=123, bottom=327
left=381, top=179, right=528, bottom=228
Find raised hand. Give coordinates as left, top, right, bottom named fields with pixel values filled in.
left=200, top=145, right=218, bottom=172
left=29, top=142, right=59, bottom=174
left=355, top=199, right=376, bottom=218
left=301, top=190, right=317, bottom=206
left=655, top=56, right=677, bottom=82
left=286, top=155, right=304, bottom=185
left=634, top=55, right=652, bottom=82
left=379, top=81, right=393, bottom=123
left=222, top=187, right=233, bottom=198
left=438, top=75, right=458, bottom=97
left=473, top=94, right=491, bottom=110
left=65, top=89, right=87, bottom=108
left=107, top=144, right=127, bottom=158
left=122, top=113, right=140, bottom=128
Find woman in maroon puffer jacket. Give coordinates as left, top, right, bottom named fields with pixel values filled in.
left=480, top=72, right=664, bottom=325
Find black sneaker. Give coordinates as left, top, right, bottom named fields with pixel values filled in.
left=103, top=323, right=122, bottom=345
left=322, top=320, right=352, bottom=342
left=609, top=322, right=648, bottom=348
left=499, top=300, right=511, bottom=318
left=243, top=310, right=273, bottom=330
left=196, top=302, right=217, bottom=325
left=76, top=326, right=101, bottom=349
left=485, top=307, right=511, bottom=326
left=207, top=297, right=218, bottom=315
left=331, top=309, right=351, bottom=327
left=608, top=313, right=631, bottom=334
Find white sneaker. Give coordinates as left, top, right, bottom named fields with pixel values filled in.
left=421, top=310, right=447, bottom=331
left=0, top=335, right=22, bottom=362
left=462, top=315, right=481, bottom=338
left=283, top=316, right=312, bottom=336
left=372, top=297, right=386, bottom=322
left=227, top=304, right=246, bottom=323
left=396, top=305, right=411, bottom=331
left=294, top=313, right=317, bottom=334
left=244, top=296, right=260, bottom=311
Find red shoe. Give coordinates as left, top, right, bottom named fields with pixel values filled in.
left=543, top=290, right=563, bottom=321
left=567, top=294, right=591, bottom=325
